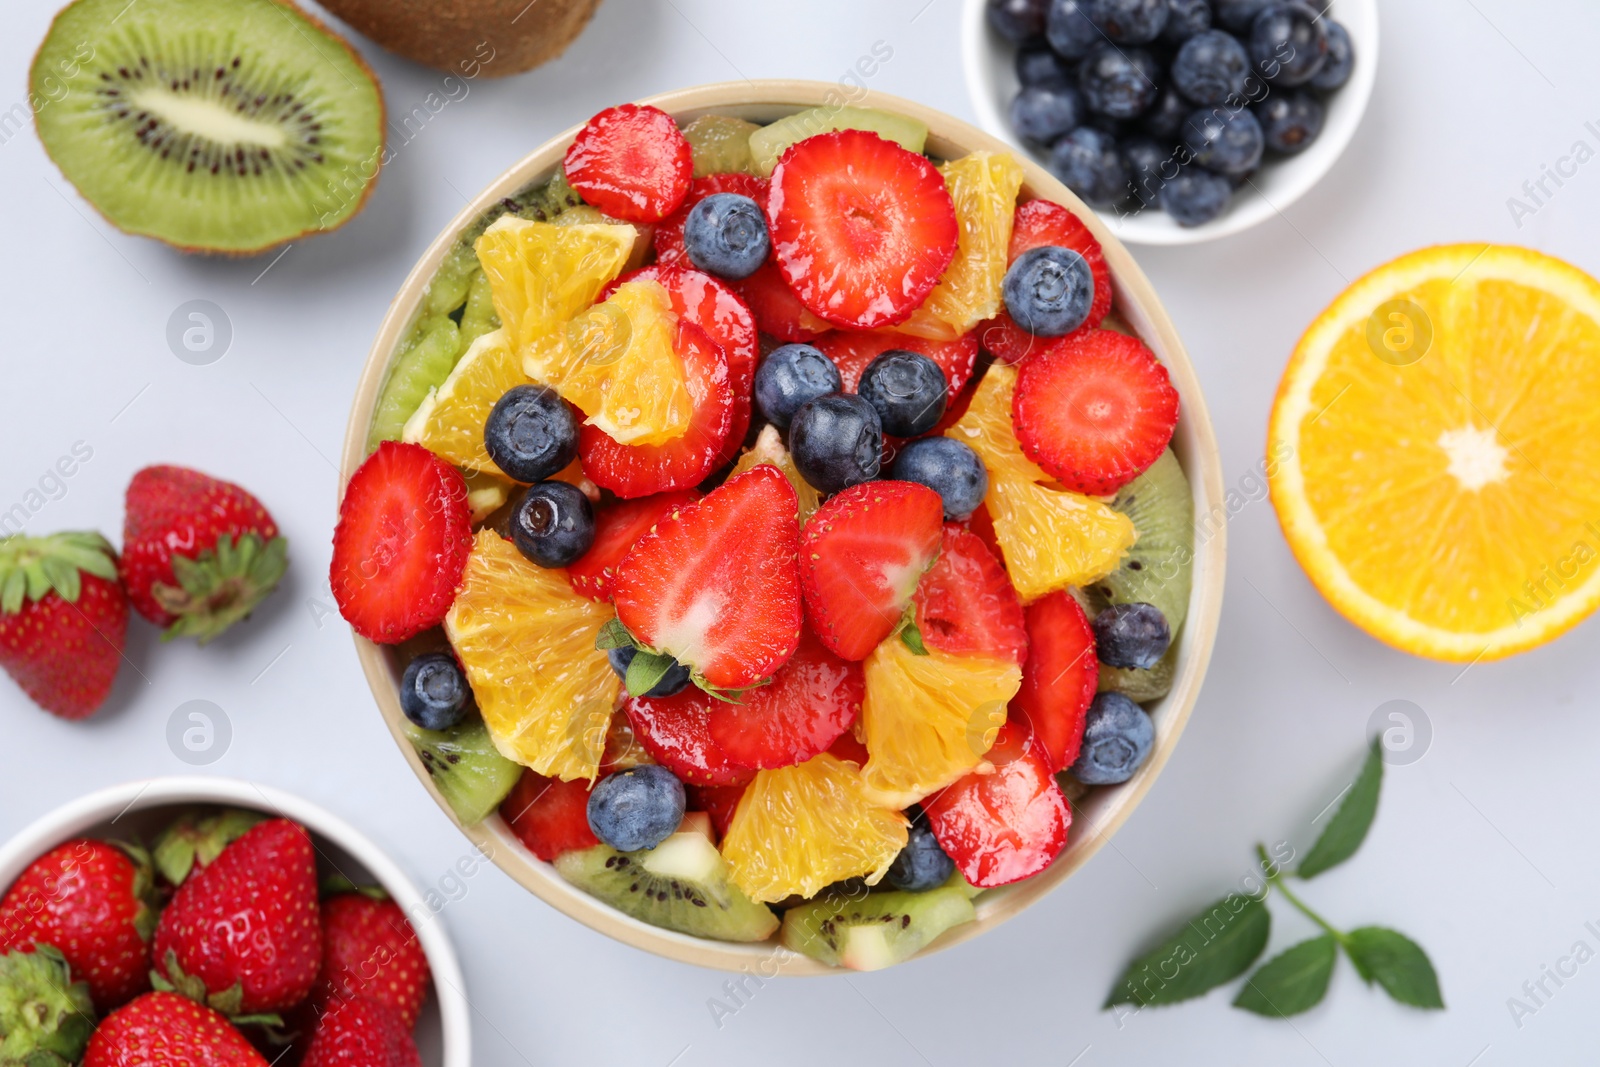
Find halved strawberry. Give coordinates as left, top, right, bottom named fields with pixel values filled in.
left=913, top=523, right=1027, bottom=666
left=1009, top=591, right=1098, bottom=772
left=613, top=465, right=802, bottom=690
left=923, top=720, right=1070, bottom=888
left=733, top=261, right=830, bottom=342
left=800, top=481, right=944, bottom=661
left=684, top=783, right=746, bottom=839
left=500, top=769, right=598, bottom=862
left=1012, top=329, right=1179, bottom=495
left=626, top=688, right=755, bottom=787
left=828, top=727, right=871, bottom=766
left=330, top=441, right=471, bottom=644
left=979, top=198, right=1113, bottom=364
left=707, top=629, right=862, bottom=769
left=567, top=490, right=699, bottom=600
left=811, top=330, right=979, bottom=397
left=653, top=173, right=771, bottom=267
left=579, top=320, right=734, bottom=498
left=563, top=104, right=693, bottom=224
left=767, top=130, right=959, bottom=329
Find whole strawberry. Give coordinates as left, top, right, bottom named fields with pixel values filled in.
left=315, top=891, right=430, bottom=1029
left=85, top=991, right=268, bottom=1066
left=0, top=532, right=127, bottom=719
left=301, top=998, right=420, bottom=1067
left=0, top=839, right=158, bottom=1009
left=120, top=466, right=287, bottom=643
left=152, top=819, right=321, bottom=1015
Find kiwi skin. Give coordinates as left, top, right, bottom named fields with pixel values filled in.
left=317, top=0, right=603, bottom=77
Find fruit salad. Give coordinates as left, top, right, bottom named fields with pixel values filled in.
left=332, top=99, right=1195, bottom=970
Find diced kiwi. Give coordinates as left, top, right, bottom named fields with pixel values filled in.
left=424, top=244, right=481, bottom=320
left=31, top=0, right=384, bottom=254
left=682, top=114, right=761, bottom=176
left=748, top=106, right=930, bottom=176
left=403, top=717, right=521, bottom=826
left=457, top=270, right=501, bottom=350
left=555, top=834, right=779, bottom=942
left=509, top=169, right=585, bottom=224
left=781, top=885, right=975, bottom=970
left=1098, top=643, right=1178, bottom=702
left=366, top=317, right=463, bottom=452
left=1093, top=450, right=1194, bottom=632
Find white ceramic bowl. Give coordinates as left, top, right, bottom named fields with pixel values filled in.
left=962, top=0, right=1379, bottom=244
left=0, top=778, right=470, bottom=1066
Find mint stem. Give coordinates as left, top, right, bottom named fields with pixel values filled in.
left=1256, top=843, right=1346, bottom=944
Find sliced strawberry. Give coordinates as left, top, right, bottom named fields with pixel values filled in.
left=965, top=502, right=1004, bottom=565
left=653, top=173, right=771, bottom=267
left=733, top=260, right=830, bottom=342
left=613, top=465, right=802, bottom=690
left=800, top=481, right=944, bottom=661
left=1013, top=329, right=1179, bottom=495
left=626, top=687, right=755, bottom=787
left=684, top=783, right=746, bottom=839
left=563, top=104, right=693, bottom=223
left=707, top=629, right=862, bottom=769
left=330, top=441, right=471, bottom=644
left=579, top=319, right=734, bottom=498
left=914, top=523, right=1027, bottom=666
left=1009, top=591, right=1098, bottom=772
left=923, top=721, right=1070, bottom=888
left=500, top=769, right=599, bottom=862
left=828, top=727, right=871, bottom=766
left=811, top=330, right=979, bottom=397
left=567, top=490, right=698, bottom=600
left=979, top=198, right=1113, bottom=364
left=767, top=130, right=959, bottom=329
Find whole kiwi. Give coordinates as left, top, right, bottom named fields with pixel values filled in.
left=318, top=0, right=604, bottom=77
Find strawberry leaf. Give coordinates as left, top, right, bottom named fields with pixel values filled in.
left=624, top=650, right=678, bottom=698
left=595, top=617, right=639, bottom=652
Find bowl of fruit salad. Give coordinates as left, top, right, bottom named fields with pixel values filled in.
left=966, top=0, right=1379, bottom=243
left=0, top=777, right=468, bottom=1064
left=333, top=80, right=1225, bottom=973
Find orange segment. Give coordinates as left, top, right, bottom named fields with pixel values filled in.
left=1269, top=244, right=1600, bottom=660
left=401, top=328, right=527, bottom=473
left=729, top=424, right=822, bottom=525
left=474, top=216, right=635, bottom=361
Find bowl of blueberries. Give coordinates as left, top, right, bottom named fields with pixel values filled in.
left=965, top=0, right=1378, bottom=243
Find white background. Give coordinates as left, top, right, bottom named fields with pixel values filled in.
left=4, top=1, right=1600, bottom=1064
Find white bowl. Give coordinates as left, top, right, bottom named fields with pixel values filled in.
left=0, top=778, right=470, bottom=1066
left=962, top=0, right=1379, bottom=244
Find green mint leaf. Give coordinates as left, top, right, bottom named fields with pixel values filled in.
left=1104, top=893, right=1270, bottom=1008
left=1343, top=927, right=1444, bottom=1009
left=595, top=618, right=637, bottom=652
left=625, top=650, right=678, bottom=698
left=1233, top=935, right=1338, bottom=1017
left=1298, top=736, right=1383, bottom=879
left=900, top=619, right=929, bottom=656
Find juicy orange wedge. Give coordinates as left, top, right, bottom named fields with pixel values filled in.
left=402, top=328, right=528, bottom=473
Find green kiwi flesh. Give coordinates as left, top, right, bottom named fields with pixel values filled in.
left=748, top=106, right=929, bottom=176
left=780, top=885, right=975, bottom=970
left=1098, top=643, right=1177, bottom=702
left=31, top=0, right=384, bottom=253
left=1094, top=449, right=1194, bottom=632
left=403, top=717, right=521, bottom=826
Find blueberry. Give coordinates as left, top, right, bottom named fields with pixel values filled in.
left=753, top=343, right=840, bottom=429
left=1121, top=136, right=1171, bottom=209
left=1003, top=246, right=1096, bottom=337
left=1049, top=126, right=1129, bottom=207
left=1016, top=41, right=1073, bottom=87
left=1078, top=44, right=1162, bottom=119
left=682, top=193, right=769, bottom=280
left=1212, top=0, right=1272, bottom=31
left=1181, top=105, right=1264, bottom=176
left=1086, top=0, right=1168, bottom=44
left=1140, top=86, right=1191, bottom=140
left=587, top=765, right=685, bottom=852
left=1046, top=0, right=1101, bottom=60
left=1310, top=20, right=1353, bottom=92
left=1009, top=84, right=1084, bottom=144
left=890, top=438, right=989, bottom=521
left=886, top=824, right=956, bottom=892
left=857, top=351, right=948, bottom=437
left=1250, top=2, right=1328, bottom=86
left=510, top=481, right=594, bottom=568
left=1070, top=693, right=1154, bottom=784
left=1160, top=0, right=1212, bottom=43
left=399, top=652, right=470, bottom=731
left=1256, top=90, right=1325, bottom=154
left=789, top=393, right=883, bottom=494
left=606, top=645, right=691, bottom=697
left=1092, top=601, right=1172, bottom=668
left=987, top=0, right=1050, bottom=42
left=1160, top=167, right=1232, bottom=225
left=484, top=384, right=579, bottom=483
left=1172, top=29, right=1250, bottom=105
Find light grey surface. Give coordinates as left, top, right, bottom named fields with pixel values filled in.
left=2, top=0, right=1598, bottom=1063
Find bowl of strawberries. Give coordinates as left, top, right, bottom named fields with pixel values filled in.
left=0, top=777, right=468, bottom=1064
left=332, top=80, right=1225, bottom=973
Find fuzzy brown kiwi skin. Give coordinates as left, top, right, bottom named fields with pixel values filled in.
left=29, top=0, right=387, bottom=257
left=317, top=0, right=602, bottom=78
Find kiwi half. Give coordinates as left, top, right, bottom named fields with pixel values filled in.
left=1093, top=449, right=1194, bottom=632
left=404, top=717, right=521, bottom=826
left=780, top=885, right=976, bottom=970
left=31, top=0, right=385, bottom=253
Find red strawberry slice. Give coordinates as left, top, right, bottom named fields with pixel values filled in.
left=626, top=688, right=755, bottom=787
left=707, top=629, right=862, bottom=769
left=500, top=769, right=599, bottom=862
left=684, top=783, right=746, bottom=839
left=567, top=490, right=699, bottom=600
left=979, top=198, right=1113, bottom=364
left=579, top=320, right=734, bottom=498
left=1012, top=329, right=1179, bottom=495
left=563, top=104, right=693, bottom=224
left=767, top=130, right=959, bottom=329
left=965, top=502, right=1004, bottom=563
left=330, top=442, right=471, bottom=645
left=653, top=173, right=771, bottom=267
left=828, top=727, right=871, bottom=766
left=800, top=481, right=944, bottom=661
left=913, top=523, right=1027, bottom=666
left=1008, top=591, right=1098, bottom=772
left=811, top=330, right=979, bottom=396
left=613, top=465, right=802, bottom=690
left=923, top=721, right=1070, bottom=888
left=733, top=260, right=830, bottom=342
